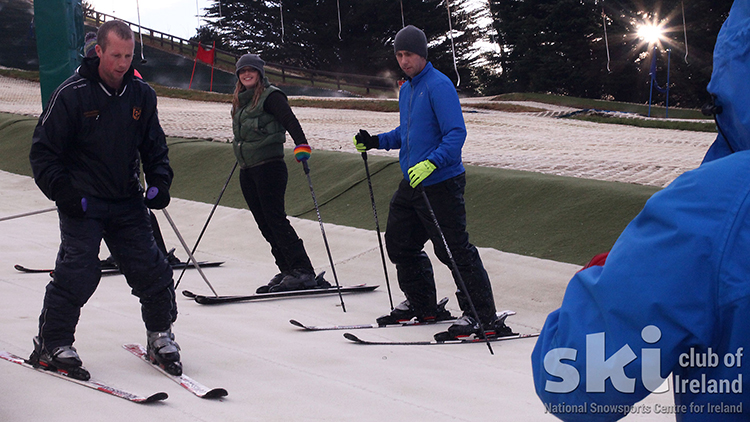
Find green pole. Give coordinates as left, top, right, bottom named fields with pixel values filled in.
left=34, top=0, right=84, bottom=109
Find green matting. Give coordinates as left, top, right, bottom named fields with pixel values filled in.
left=0, top=112, right=660, bottom=265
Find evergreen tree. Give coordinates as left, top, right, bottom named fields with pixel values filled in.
left=489, top=0, right=604, bottom=98
left=488, top=0, right=733, bottom=107
left=201, top=0, right=483, bottom=89
left=190, top=25, right=233, bottom=52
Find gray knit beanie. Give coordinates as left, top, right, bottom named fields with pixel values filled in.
left=235, top=54, right=265, bottom=79
left=393, top=25, right=428, bottom=59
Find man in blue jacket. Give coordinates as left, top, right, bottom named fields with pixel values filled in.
left=531, top=1, right=750, bottom=420
left=28, top=20, right=182, bottom=380
left=354, top=25, right=513, bottom=340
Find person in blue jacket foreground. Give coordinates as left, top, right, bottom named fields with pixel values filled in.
left=532, top=1, right=750, bottom=420
left=353, top=25, right=514, bottom=340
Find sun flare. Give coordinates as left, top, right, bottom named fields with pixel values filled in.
left=637, top=24, right=664, bottom=44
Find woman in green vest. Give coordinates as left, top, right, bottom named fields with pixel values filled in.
left=231, top=53, right=325, bottom=293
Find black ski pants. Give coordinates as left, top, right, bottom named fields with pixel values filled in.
left=384, top=173, right=497, bottom=322
left=38, top=196, right=176, bottom=352
left=239, top=159, right=313, bottom=274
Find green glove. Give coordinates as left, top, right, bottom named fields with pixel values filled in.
left=407, top=160, right=437, bottom=188
left=353, top=129, right=379, bottom=153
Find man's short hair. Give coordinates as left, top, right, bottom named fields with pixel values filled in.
left=97, top=20, right=134, bottom=52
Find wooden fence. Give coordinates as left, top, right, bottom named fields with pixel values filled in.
left=84, top=10, right=398, bottom=95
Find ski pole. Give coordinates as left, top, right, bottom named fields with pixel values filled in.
left=295, top=145, right=346, bottom=312
left=136, top=0, right=147, bottom=63
left=361, top=151, right=394, bottom=310
left=0, top=206, right=57, bottom=222
left=161, top=208, right=219, bottom=297
left=417, top=185, right=494, bottom=355
left=175, top=161, right=237, bottom=289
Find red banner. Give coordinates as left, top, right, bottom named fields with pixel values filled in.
left=196, top=43, right=215, bottom=65
left=190, top=41, right=216, bottom=91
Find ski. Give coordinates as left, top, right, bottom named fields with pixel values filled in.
left=289, top=317, right=455, bottom=332
left=182, top=284, right=378, bottom=305
left=340, top=310, right=540, bottom=345
left=100, top=261, right=224, bottom=277
left=13, top=264, right=51, bottom=274
left=0, top=350, right=168, bottom=403
left=15, top=261, right=224, bottom=277
left=122, top=344, right=227, bottom=399
left=291, top=304, right=508, bottom=332
left=342, top=331, right=540, bottom=346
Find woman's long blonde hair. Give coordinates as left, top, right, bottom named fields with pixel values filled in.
left=231, top=70, right=265, bottom=116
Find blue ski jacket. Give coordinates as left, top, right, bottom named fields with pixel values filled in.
left=377, top=62, right=466, bottom=186
left=532, top=2, right=750, bottom=420
left=702, top=0, right=750, bottom=163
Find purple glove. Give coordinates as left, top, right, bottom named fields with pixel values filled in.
left=144, top=181, right=170, bottom=209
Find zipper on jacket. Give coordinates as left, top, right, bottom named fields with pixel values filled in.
left=405, top=80, right=415, bottom=172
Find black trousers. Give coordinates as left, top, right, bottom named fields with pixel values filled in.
left=38, top=196, right=176, bottom=352
left=384, top=173, right=497, bottom=322
left=239, top=160, right=313, bottom=274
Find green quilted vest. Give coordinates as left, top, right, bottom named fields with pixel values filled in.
left=232, top=80, right=287, bottom=168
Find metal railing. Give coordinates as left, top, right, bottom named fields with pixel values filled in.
left=84, top=9, right=398, bottom=95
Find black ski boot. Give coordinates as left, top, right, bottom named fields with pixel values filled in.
left=147, top=330, right=182, bottom=376
left=269, top=269, right=317, bottom=292
left=435, top=311, right=517, bottom=341
left=165, top=248, right=182, bottom=266
left=100, top=255, right=119, bottom=270
left=376, top=297, right=455, bottom=326
left=28, top=337, right=90, bottom=381
left=314, top=271, right=331, bottom=288
left=256, top=271, right=288, bottom=294
left=375, top=300, right=415, bottom=325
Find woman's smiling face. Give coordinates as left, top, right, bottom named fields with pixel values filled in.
left=238, top=67, right=260, bottom=89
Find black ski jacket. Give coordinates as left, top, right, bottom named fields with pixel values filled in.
left=30, top=57, right=172, bottom=202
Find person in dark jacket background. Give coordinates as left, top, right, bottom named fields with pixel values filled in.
left=28, top=20, right=182, bottom=379
left=353, top=25, right=514, bottom=340
left=231, top=53, right=328, bottom=293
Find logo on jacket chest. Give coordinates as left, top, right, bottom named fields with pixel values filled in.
left=132, top=107, right=142, bottom=121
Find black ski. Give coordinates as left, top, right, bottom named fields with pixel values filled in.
left=0, top=350, right=168, bottom=403
left=122, top=344, right=227, bottom=399
left=341, top=310, right=540, bottom=345
left=14, top=261, right=224, bottom=276
left=13, top=264, right=51, bottom=274
left=290, top=317, right=455, bottom=332
left=182, top=284, right=378, bottom=305
left=343, top=331, right=540, bottom=345
left=100, top=261, right=224, bottom=276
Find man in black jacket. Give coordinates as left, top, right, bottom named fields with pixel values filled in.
left=28, top=20, right=182, bottom=379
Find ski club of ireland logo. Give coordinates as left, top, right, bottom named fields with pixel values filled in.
left=541, top=325, right=744, bottom=417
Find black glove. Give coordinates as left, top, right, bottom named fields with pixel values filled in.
left=353, top=129, right=379, bottom=152
left=144, top=180, right=170, bottom=209
left=55, top=183, right=87, bottom=218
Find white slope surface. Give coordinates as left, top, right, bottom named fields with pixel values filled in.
left=0, top=170, right=675, bottom=421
